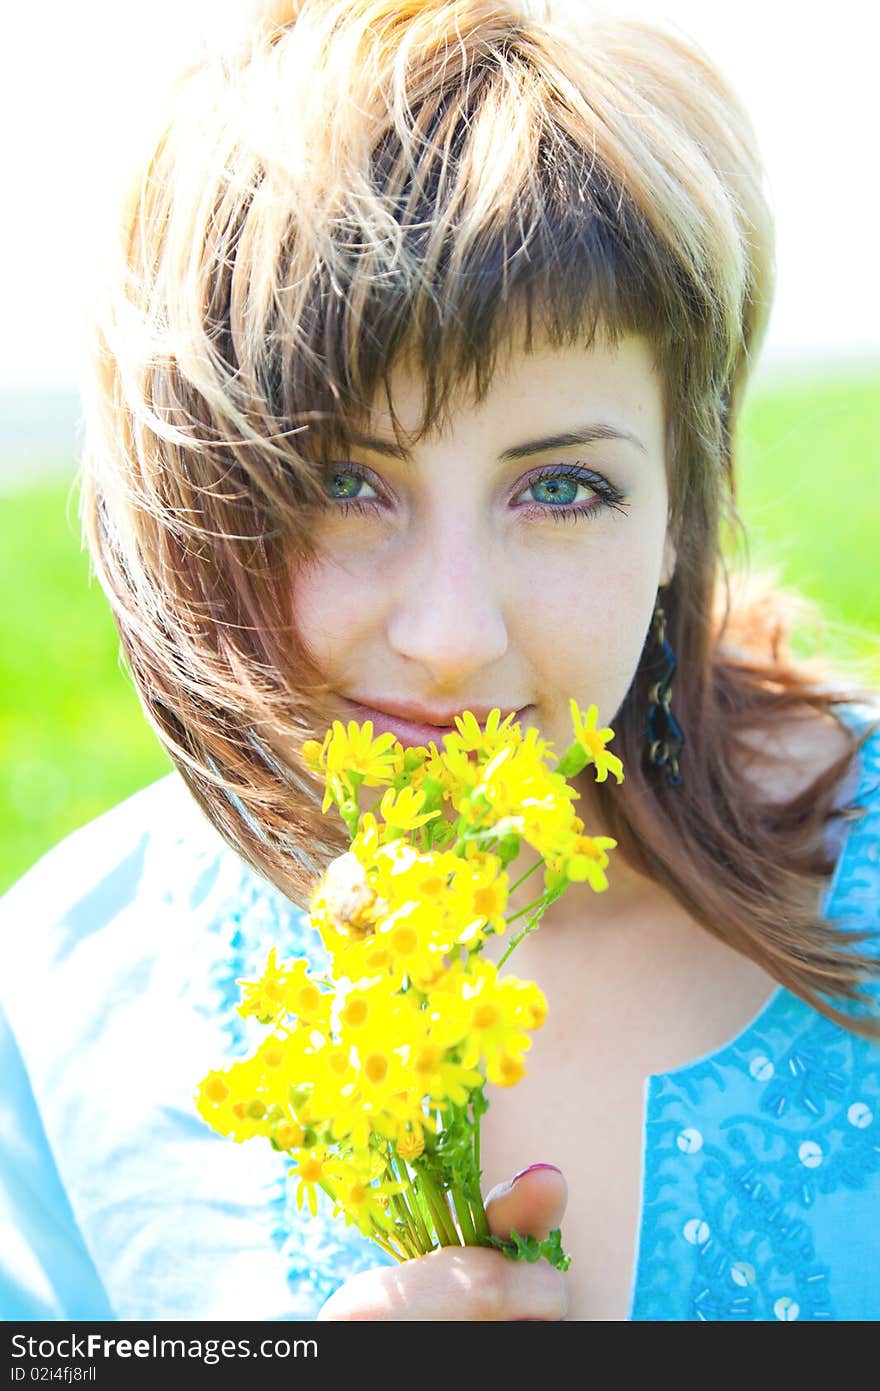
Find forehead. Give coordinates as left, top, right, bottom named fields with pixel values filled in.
left=362, top=329, right=665, bottom=451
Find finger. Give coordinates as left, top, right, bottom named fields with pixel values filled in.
left=484, top=1164, right=568, bottom=1242
left=317, top=1242, right=569, bottom=1320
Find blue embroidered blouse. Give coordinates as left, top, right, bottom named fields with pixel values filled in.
left=1, top=701, right=879, bottom=1322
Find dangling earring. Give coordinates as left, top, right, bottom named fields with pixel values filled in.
left=645, top=592, right=685, bottom=786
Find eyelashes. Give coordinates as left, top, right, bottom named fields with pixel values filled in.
left=521, top=463, right=630, bottom=524
left=320, top=461, right=631, bottom=525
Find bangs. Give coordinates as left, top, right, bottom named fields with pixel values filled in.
left=179, top=2, right=745, bottom=491
left=268, top=98, right=683, bottom=460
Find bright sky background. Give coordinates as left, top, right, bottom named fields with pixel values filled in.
left=2, top=0, right=879, bottom=386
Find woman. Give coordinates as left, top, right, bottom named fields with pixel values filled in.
left=1, top=0, right=878, bottom=1321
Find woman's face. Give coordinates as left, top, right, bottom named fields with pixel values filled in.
left=290, top=328, right=677, bottom=791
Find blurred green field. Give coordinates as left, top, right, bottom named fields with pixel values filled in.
left=2, top=364, right=879, bottom=896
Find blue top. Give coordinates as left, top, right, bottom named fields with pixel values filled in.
left=1, top=700, right=879, bottom=1322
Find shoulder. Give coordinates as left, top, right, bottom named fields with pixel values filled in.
left=0, top=773, right=233, bottom=987
left=2, top=773, right=215, bottom=905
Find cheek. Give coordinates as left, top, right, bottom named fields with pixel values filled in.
left=289, top=553, right=371, bottom=669
left=512, top=530, right=657, bottom=638
left=512, top=534, right=661, bottom=718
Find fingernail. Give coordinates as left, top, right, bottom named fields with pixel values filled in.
left=511, top=1163, right=562, bottom=1184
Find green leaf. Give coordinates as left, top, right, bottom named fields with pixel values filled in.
left=494, top=831, right=522, bottom=866
left=471, top=1086, right=489, bottom=1123
left=419, top=775, right=445, bottom=812
left=542, top=866, right=568, bottom=897
left=554, top=744, right=589, bottom=778
left=487, top=1226, right=572, bottom=1271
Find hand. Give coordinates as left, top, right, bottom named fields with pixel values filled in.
left=316, top=1164, right=569, bottom=1320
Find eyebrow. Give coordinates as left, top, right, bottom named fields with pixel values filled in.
left=345, top=421, right=647, bottom=463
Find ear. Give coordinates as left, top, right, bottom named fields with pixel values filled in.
left=660, top=530, right=677, bottom=588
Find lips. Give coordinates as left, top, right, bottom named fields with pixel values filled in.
left=338, top=698, right=528, bottom=750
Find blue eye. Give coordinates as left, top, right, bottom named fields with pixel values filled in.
left=528, top=476, right=584, bottom=506
left=516, top=464, right=630, bottom=524
left=320, top=462, right=630, bottom=524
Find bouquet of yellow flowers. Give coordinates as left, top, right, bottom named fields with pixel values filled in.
left=195, top=699, right=623, bottom=1269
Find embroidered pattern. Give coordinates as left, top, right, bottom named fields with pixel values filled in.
left=203, top=856, right=395, bottom=1317
left=630, top=704, right=880, bottom=1320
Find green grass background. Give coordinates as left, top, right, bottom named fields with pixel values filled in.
left=2, top=363, right=879, bottom=896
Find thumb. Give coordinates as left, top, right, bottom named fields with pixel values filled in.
left=484, top=1164, right=568, bottom=1242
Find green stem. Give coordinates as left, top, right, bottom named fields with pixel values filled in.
left=387, top=1155, right=431, bottom=1254
left=470, top=1191, right=491, bottom=1242
left=504, top=891, right=549, bottom=926
left=418, top=1167, right=461, bottom=1248
left=395, top=1224, right=421, bottom=1260
left=396, top=1157, right=433, bottom=1251
left=466, top=1095, right=491, bottom=1243
left=371, top=1230, right=408, bottom=1263
left=474, top=1111, right=481, bottom=1178
left=430, top=1191, right=461, bottom=1249
left=506, top=857, right=544, bottom=896
left=496, top=903, right=549, bottom=968
left=388, top=1188, right=422, bottom=1254
left=450, top=1187, right=478, bottom=1245
left=469, top=1090, right=483, bottom=1190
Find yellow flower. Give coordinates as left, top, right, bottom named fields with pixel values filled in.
left=236, top=946, right=290, bottom=1024
left=478, top=733, right=570, bottom=822
left=569, top=699, right=624, bottom=784
left=411, top=1038, right=484, bottom=1107
left=195, top=1059, right=276, bottom=1142
left=324, top=719, right=401, bottom=787
left=563, top=834, right=619, bottom=891
left=236, top=949, right=332, bottom=1032
left=335, top=980, right=422, bottom=1058
left=443, top=707, right=523, bottom=761
left=279, top=959, right=333, bottom=1032
left=426, top=958, right=541, bottom=1083
left=395, top=1126, right=426, bottom=1162
left=302, top=719, right=400, bottom=813
left=445, top=853, right=510, bottom=946
left=301, top=730, right=332, bottom=775
left=416, top=742, right=467, bottom=807
left=331, top=935, right=397, bottom=986
left=304, top=1042, right=358, bottom=1127
left=289, top=1146, right=332, bottom=1217
left=517, top=794, right=580, bottom=862
left=375, top=899, right=450, bottom=990
left=272, top=1118, right=305, bottom=1151
left=252, top=1030, right=310, bottom=1106
left=195, top=1068, right=235, bottom=1125
left=379, top=784, right=443, bottom=832
left=488, top=1050, right=527, bottom=1087
left=329, top=1069, right=418, bottom=1152
left=323, top=1155, right=407, bottom=1236
left=354, top=1043, right=412, bottom=1120
left=326, top=1094, right=380, bottom=1150
left=350, top=810, right=384, bottom=861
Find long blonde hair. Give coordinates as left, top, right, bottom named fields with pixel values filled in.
left=77, top=0, right=880, bottom=1036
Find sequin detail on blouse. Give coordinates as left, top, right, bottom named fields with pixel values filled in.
left=629, top=703, right=880, bottom=1320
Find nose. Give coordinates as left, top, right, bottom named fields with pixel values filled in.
left=386, top=512, right=509, bottom=687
